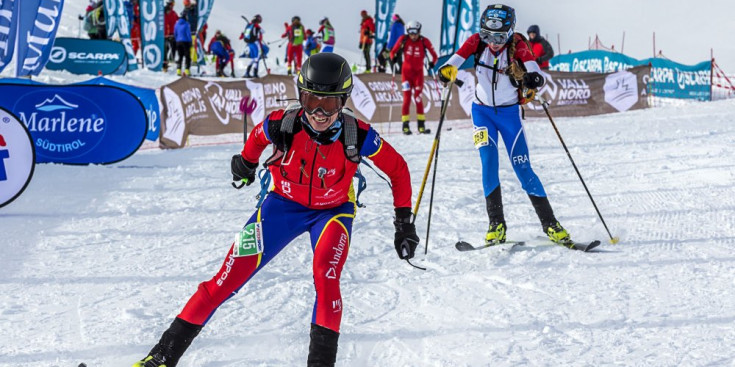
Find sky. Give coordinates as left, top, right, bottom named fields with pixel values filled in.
left=198, top=0, right=735, bottom=68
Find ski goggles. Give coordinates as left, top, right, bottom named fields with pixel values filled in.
left=407, top=28, right=420, bottom=35
left=480, top=29, right=510, bottom=45
left=299, top=90, right=345, bottom=116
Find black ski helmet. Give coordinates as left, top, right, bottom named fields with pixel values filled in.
left=480, top=4, right=516, bottom=44
left=297, top=53, right=353, bottom=98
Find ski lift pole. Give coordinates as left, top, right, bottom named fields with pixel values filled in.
left=413, top=78, right=464, bottom=255
left=537, top=95, right=619, bottom=244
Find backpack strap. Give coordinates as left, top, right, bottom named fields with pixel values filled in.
left=264, top=104, right=301, bottom=167
left=340, top=107, right=361, bottom=164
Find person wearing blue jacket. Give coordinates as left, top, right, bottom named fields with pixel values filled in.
left=386, top=14, right=405, bottom=72
left=174, top=15, right=192, bottom=76
left=208, top=32, right=231, bottom=77
left=304, top=29, right=319, bottom=56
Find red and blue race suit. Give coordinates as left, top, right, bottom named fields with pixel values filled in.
left=176, top=109, right=412, bottom=333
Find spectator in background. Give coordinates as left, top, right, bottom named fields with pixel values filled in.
left=386, top=14, right=405, bottom=73
left=181, top=0, right=199, bottom=65
left=83, top=1, right=107, bottom=40
left=304, top=29, right=320, bottom=56
left=282, top=16, right=305, bottom=75
left=163, top=0, right=178, bottom=72
left=317, top=17, right=335, bottom=53
left=174, top=14, right=192, bottom=76
left=127, top=0, right=142, bottom=56
left=359, top=10, right=375, bottom=72
left=527, top=25, right=554, bottom=69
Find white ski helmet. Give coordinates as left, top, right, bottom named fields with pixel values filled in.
left=406, top=20, right=422, bottom=35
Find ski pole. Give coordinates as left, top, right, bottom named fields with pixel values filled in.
left=537, top=96, right=619, bottom=244
left=413, top=77, right=464, bottom=255
left=388, top=63, right=397, bottom=133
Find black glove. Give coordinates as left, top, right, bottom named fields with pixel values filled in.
left=231, top=154, right=258, bottom=186
left=428, top=61, right=435, bottom=70
left=393, top=208, right=419, bottom=260
left=523, top=72, right=544, bottom=89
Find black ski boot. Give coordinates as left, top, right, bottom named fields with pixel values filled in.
left=244, top=64, right=253, bottom=78
left=485, top=186, right=506, bottom=244
left=417, top=120, right=431, bottom=134
left=307, top=323, right=340, bottom=367
left=529, top=195, right=571, bottom=244
left=133, top=318, right=202, bottom=367
left=402, top=121, right=412, bottom=135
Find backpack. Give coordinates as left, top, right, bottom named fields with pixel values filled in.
left=243, top=24, right=258, bottom=43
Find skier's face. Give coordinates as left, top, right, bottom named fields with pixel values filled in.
left=489, top=43, right=504, bottom=52
left=409, top=33, right=419, bottom=41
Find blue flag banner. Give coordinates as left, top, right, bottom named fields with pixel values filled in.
left=374, top=0, right=396, bottom=59
left=439, top=0, right=460, bottom=56
left=195, top=0, right=214, bottom=66
left=15, top=0, right=64, bottom=77
left=76, top=76, right=160, bottom=141
left=0, top=83, right=147, bottom=164
left=104, top=0, right=138, bottom=72
left=454, top=0, right=478, bottom=52
left=0, top=0, right=19, bottom=73
left=549, top=50, right=712, bottom=100
left=46, top=38, right=127, bottom=75
left=140, top=0, right=164, bottom=71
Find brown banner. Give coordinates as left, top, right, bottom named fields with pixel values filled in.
left=158, top=66, right=650, bottom=148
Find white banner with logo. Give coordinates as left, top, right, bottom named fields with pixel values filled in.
left=0, top=107, right=35, bottom=208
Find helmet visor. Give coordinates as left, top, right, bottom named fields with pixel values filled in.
left=299, top=90, right=344, bottom=116
left=480, top=29, right=509, bottom=45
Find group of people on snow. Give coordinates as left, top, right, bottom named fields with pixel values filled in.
left=132, top=4, right=568, bottom=367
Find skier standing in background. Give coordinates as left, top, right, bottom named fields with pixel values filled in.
left=358, top=10, right=375, bottom=72
left=389, top=21, right=438, bottom=135
left=386, top=14, right=405, bottom=73
left=174, top=14, right=192, bottom=76
left=438, top=4, right=572, bottom=246
left=240, top=14, right=267, bottom=78
left=132, top=53, right=420, bottom=367
left=304, top=29, right=320, bottom=56
left=317, top=17, right=335, bottom=53
left=282, top=16, right=306, bottom=75
left=526, top=24, right=554, bottom=69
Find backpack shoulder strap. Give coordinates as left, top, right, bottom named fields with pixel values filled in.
left=340, top=108, right=361, bottom=164
left=264, top=104, right=301, bottom=166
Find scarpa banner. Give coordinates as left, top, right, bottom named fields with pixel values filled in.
left=140, top=0, right=164, bottom=71
left=549, top=50, right=711, bottom=100
left=15, top=0, right=64, bottom=77
left=104, top=0, right=138, bottom=72
left=76, top=77, right=159, bottom=141
left=160, top=76, right=252, bottom=149
left=454, top=0, right=479, bottom=52
left=0, top=0, right=19, bottom=74
left=374, top=0, right=396, bottom=59
left=439, top=0, right=460, bottom=56
left=0, top=83, right=147, bottom=164
left=46, top=38, right=127, bottom=75
left=0, top=106, right=35, bottom=209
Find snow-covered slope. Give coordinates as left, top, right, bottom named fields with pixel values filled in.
left=2, top=98, right=734, bottom=366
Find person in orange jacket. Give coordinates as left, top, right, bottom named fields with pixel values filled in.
left=359, top=10, right=375, bottom=72
left=389, top=20, right=438, bottom=135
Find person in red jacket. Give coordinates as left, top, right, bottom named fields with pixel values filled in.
left=132, top=53, right=419, bottom=367
left=359, top=10, right=375, bottom=72
left=390, top=21, right=438, bottom=135
left=526, top=24, right=554, bottom=69
left=163, top=0, right=178, bottom=71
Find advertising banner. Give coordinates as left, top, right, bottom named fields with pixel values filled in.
left=549, top=50, right=711, bottom=100
left=0, top=83, right=147, bottom=164
left=454, top=0, right=479, bottom=52
left=46, top=38, right=127, bottom=75
left=0, top=106, right=35, bottom=208
left=76, top=77, right=159, bottom=141
left=139, top=0, right=164, bottom=71
left=103, top=0, right=138, bottom=72
left=15, top=0, right=64, bottom=77
left=374, top=0, right=396, bottom=59
left=0, top=0, right=19, bottom=74
left=524, top=65, right=651, bottom=117
left=159, top=77, right=252, bottom=148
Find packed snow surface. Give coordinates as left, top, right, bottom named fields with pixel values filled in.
left=2, top=97, right=734, bottom=366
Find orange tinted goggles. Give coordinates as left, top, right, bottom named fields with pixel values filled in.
left=299, top=90, right=344, bottom=116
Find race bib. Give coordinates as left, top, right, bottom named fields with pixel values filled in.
left=473, top=127, right=489, bottom=149
left=233, top=222, right=264, bottom=257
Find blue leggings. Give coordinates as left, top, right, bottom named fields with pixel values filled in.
left=471, top=103, right=547, bottom=197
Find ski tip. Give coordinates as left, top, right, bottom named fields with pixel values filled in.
left=455, top=241, right=475, bottom=251
left=583, top=240, right=602, bottom=252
